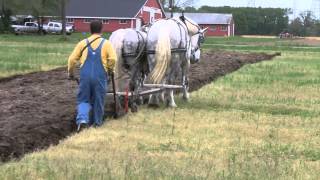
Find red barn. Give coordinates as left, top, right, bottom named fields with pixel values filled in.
left=66, top=0, right=166, bottom=32
left=168, top=13, right=235, bottom=37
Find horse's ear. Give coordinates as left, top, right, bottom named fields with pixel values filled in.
left=200, top=27, right=209, bottom=34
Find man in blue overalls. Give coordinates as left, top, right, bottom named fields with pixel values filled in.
left=68, top=21, right=117, bottom=131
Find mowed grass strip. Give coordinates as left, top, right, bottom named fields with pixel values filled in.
left=0, top=33, right=110, bottom=77
left=0, top=37, right=73, bottom=77
left=0, top=35, right=319, bottom=179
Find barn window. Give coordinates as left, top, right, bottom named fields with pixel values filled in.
left=221, top=25, right=228, bottom=31
left=210, top=25, right=217, bottom=31
left=119, top=20, right=128, bottom=24
left=84, top=19, right=91, bottom=23
left=102, top=19, right=109, bottom=24
left=67, top=18, right=74, bottom=23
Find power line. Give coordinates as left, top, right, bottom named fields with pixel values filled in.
left=312, top=0, right=320, bottom=19
left=247, top=0, right=256, bottom=7
left=293, top=0, right=297, bottom=19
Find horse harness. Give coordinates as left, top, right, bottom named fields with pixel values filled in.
left=122, top=30, right=146, bottom=58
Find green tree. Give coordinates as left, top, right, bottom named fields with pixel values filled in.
left=27, top=0, right=60, bottom=34
left=197, top=6, right=289, bottom=35
left=0, top=0, right=20, bottom=32
left=288, top=11, right=320, bottom=36
left=289, top=17, right=304, bottom=36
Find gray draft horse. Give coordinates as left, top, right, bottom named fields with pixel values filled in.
left=146, top=16, right=208, bottom=107
left=109, top=28, right=148, bottom=110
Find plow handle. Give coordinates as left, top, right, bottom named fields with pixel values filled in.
left=110, top=72, right=118, bottom=118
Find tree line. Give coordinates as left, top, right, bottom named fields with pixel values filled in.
left=2, top=0, right=320, bottom=36
left=173, top=5, right=320, bottom=36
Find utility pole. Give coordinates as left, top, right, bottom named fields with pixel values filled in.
left=61, top=0, right=66, bottom=37
left=1, top=0, right=5, bottom=17
left=169, top=0, right=174, bottom=18
left=292, top=0, right=297, bottom=19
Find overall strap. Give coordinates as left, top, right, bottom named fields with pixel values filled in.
left=96, top=39, right=106, bottom=51
left=82, top=36, right=102, bottom=54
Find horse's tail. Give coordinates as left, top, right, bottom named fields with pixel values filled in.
left=150, top=29, right=171, bottom=84
left=109, top=29, right=126, bottom=81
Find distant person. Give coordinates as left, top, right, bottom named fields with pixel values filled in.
left=67, top=21, right=117, bottom=131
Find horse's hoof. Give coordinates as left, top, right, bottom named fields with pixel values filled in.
left=169, top=104, right=177, bottom=108
left=131, top=105, right=138, bottom=113
left=182, top=96, right=189, bottom=101
left=183, top=96, right=190, bottom=102
left=167, top=102, right=177, bottom=108
left=148, top=103, right=160, bottom=108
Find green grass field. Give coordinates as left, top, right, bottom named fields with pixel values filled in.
left=0, top=34, right=319, bottom=179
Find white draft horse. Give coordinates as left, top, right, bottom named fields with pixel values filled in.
left=146, top=16, right=208, bottom=107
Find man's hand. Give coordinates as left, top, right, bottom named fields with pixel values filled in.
left=107, top=69, right=114, bottom=76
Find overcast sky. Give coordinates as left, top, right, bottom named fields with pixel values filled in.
left=195, top=0, right=315, bottom=15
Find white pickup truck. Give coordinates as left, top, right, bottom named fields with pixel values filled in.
left=11, top=22, right=39, bottom=35
left=11, top=22, right=73, bottom=35
left=43, top=22, right=74, bottom=35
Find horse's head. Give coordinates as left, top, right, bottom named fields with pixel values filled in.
left=189, top=27, right=208, bottom=64
left=181, top=16, right=208, bottom=64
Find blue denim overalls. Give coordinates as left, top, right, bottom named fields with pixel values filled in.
left=76, top=38, right=107, bottom=126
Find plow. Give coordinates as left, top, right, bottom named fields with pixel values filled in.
left=72, top=72, right=185, bottom=118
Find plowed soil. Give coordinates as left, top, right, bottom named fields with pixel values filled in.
left=0, top=51, right=279, bottom=162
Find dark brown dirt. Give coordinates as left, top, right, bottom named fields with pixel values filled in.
left=0, top=51, right=279, bottom=162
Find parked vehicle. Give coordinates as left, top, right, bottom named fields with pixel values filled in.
left=43, top=22, right=74, bottom=35
left=11, top=21, right=74, bottom=35
left=11, top=22, right=39, bottom=35
left=279, top=31, right=293, bottom=39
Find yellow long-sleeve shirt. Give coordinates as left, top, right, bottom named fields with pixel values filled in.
left=68, top=34, right=117, bottom=74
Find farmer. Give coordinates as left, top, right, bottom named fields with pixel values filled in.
left=67, top=20, right=117, bottom=131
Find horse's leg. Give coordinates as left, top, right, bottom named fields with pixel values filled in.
left=147, top=53, right=160, bottom=107
left=182, top=55, right=190, bottom=101
left=160, top=91, right=165, bottom=103
left=166, top=89, right=177, bottom=108
left=148, top=93, right=160, bottom=107
left=165, top=53, right=179, bottom=108
left=129, top=68, right=140, bottom=112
